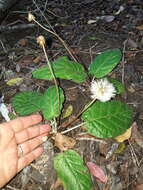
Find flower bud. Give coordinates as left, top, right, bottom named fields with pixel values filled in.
left=37, top=35, right=46, bottom=47
left=28, top=13, right=35, bottom=22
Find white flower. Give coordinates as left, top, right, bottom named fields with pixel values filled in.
left=90, top=78, right=116, bottom=102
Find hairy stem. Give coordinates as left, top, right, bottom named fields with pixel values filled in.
left=42, top=44, right=60, bottom=127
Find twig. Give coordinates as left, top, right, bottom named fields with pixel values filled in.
left=0, top=39, right=7, bottom=53
left=76, top=137, right=106, bottom=143
left=121, top=39, right=127, bottom=84
left=0, top=24, right=36, bottom=32
left=128, top=140, right=140, bottom=167
left=32, top=0, right=55, bottom=32
left=32, top=17, right=77, bottom=62
left=6, top=185, right=20, bottom=190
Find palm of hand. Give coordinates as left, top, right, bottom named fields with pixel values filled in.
left=0, top=115, right=51, bottom=187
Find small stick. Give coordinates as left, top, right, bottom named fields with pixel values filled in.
left=0, top=24, right=35, bottom=32
left=6, top=185, right=20, bottom=190
left=121, top=39, right=127, bottom=84
left=32, top=17, right=77, bottom=62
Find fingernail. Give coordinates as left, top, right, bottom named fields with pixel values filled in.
left=42, top=136, right=48, bottom=142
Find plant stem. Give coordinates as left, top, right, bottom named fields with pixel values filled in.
left=33, top=18, right=77, bottom=62
left=42, top=44, right=60, bottom=126
left=61, top=98, right=97, bottom=128
left=79, top=97, right=97, bottom=116
left=53, top=118, right=57, bottom=133
left=61, top=122, right=87, bottom=134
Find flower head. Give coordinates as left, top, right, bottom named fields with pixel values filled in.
left=90, top=78, right=116, bottom=102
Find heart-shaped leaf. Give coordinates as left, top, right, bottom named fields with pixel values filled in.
left=82, top=100, right=133, bottom=138
left=54, top=150, right=93, bottom=190
left=41, top=86, right=64, bottom=120
left=107, top=77, right=125, bottom=94
left=32, top=56, right=87, bottom=83
left=89, top=49, right=122, bottom=78
left=12, top=91, right=42, bottom=115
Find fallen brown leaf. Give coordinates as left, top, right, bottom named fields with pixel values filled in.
left=135, top=183, right=143, bottom=190
left=54, top=133, right=76, bottom=151
left=131, top=122, right=143, bottom=148
left=61, top=115, right=77, bottom=128
left=127, top=38, right=138, bottom=48
left=16, top=55, right=34, bottom=65
left=103, top=185, right=110, bottom=190
left=136, top=25, right=143, bottom=30
left=18, top=38, right=28, bottom=46
left=33, top=56, right=41, bottom=64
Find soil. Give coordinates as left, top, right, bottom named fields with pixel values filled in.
left=0, top=0, right=143, bottom=190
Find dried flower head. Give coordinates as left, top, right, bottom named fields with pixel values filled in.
left=37, top=35, right=46, bottom=47
left=90, top=78, right=116, bottom=102
left=28, top=13, right=35, bottom=22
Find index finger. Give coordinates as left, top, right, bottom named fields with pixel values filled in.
left=7, top=114, right=42, bottom=133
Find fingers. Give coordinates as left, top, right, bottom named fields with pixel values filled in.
left=8, top=115, right=42, bottom=133
left=17, top=135, right=47, bottom=156
left=0, top=124, right=15, bottom=147
left=15, top=124, right=51, bottom=144
left=17, top=146, right=43, bottom=172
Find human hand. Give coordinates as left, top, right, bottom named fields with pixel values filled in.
left=0, top=114, right=51, bottom=187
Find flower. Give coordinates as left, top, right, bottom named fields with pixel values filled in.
left=90, top=78, right=116, bottom=102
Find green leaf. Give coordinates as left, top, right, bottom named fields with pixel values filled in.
left=82, top=100, right=133, bottom=138
left=107, top=77, right=125, bottom=94
left=89, top=49, right=122, bottom=78
left=41, top=86, right=64, bottom=120
left=12, top=91, right=42, bottom=115
left=12, top=86, right=64, bottom=120
left=32, top=56, right=87, bottom=83
left=54, top=150, right=93, bottom=190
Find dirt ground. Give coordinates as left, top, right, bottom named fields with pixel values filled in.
left=0, top=0, right=143, bottom=190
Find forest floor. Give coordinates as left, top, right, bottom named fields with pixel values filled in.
left=0, top=0, right=143, bottom=190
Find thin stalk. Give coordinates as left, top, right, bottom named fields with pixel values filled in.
left=42, top=44, right=60, bottom=126
left=33, top=18, right=77, bottom=62
left=60, top=98, right=96, bottom=129
left=53, top=118, right=57, bottom=133
left=78, top=97, right=96, bottom=116
left=61, top=122, right=87, bottom=134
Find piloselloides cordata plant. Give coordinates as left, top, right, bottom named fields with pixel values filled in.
left=12, top=36, right=133, bottom=190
